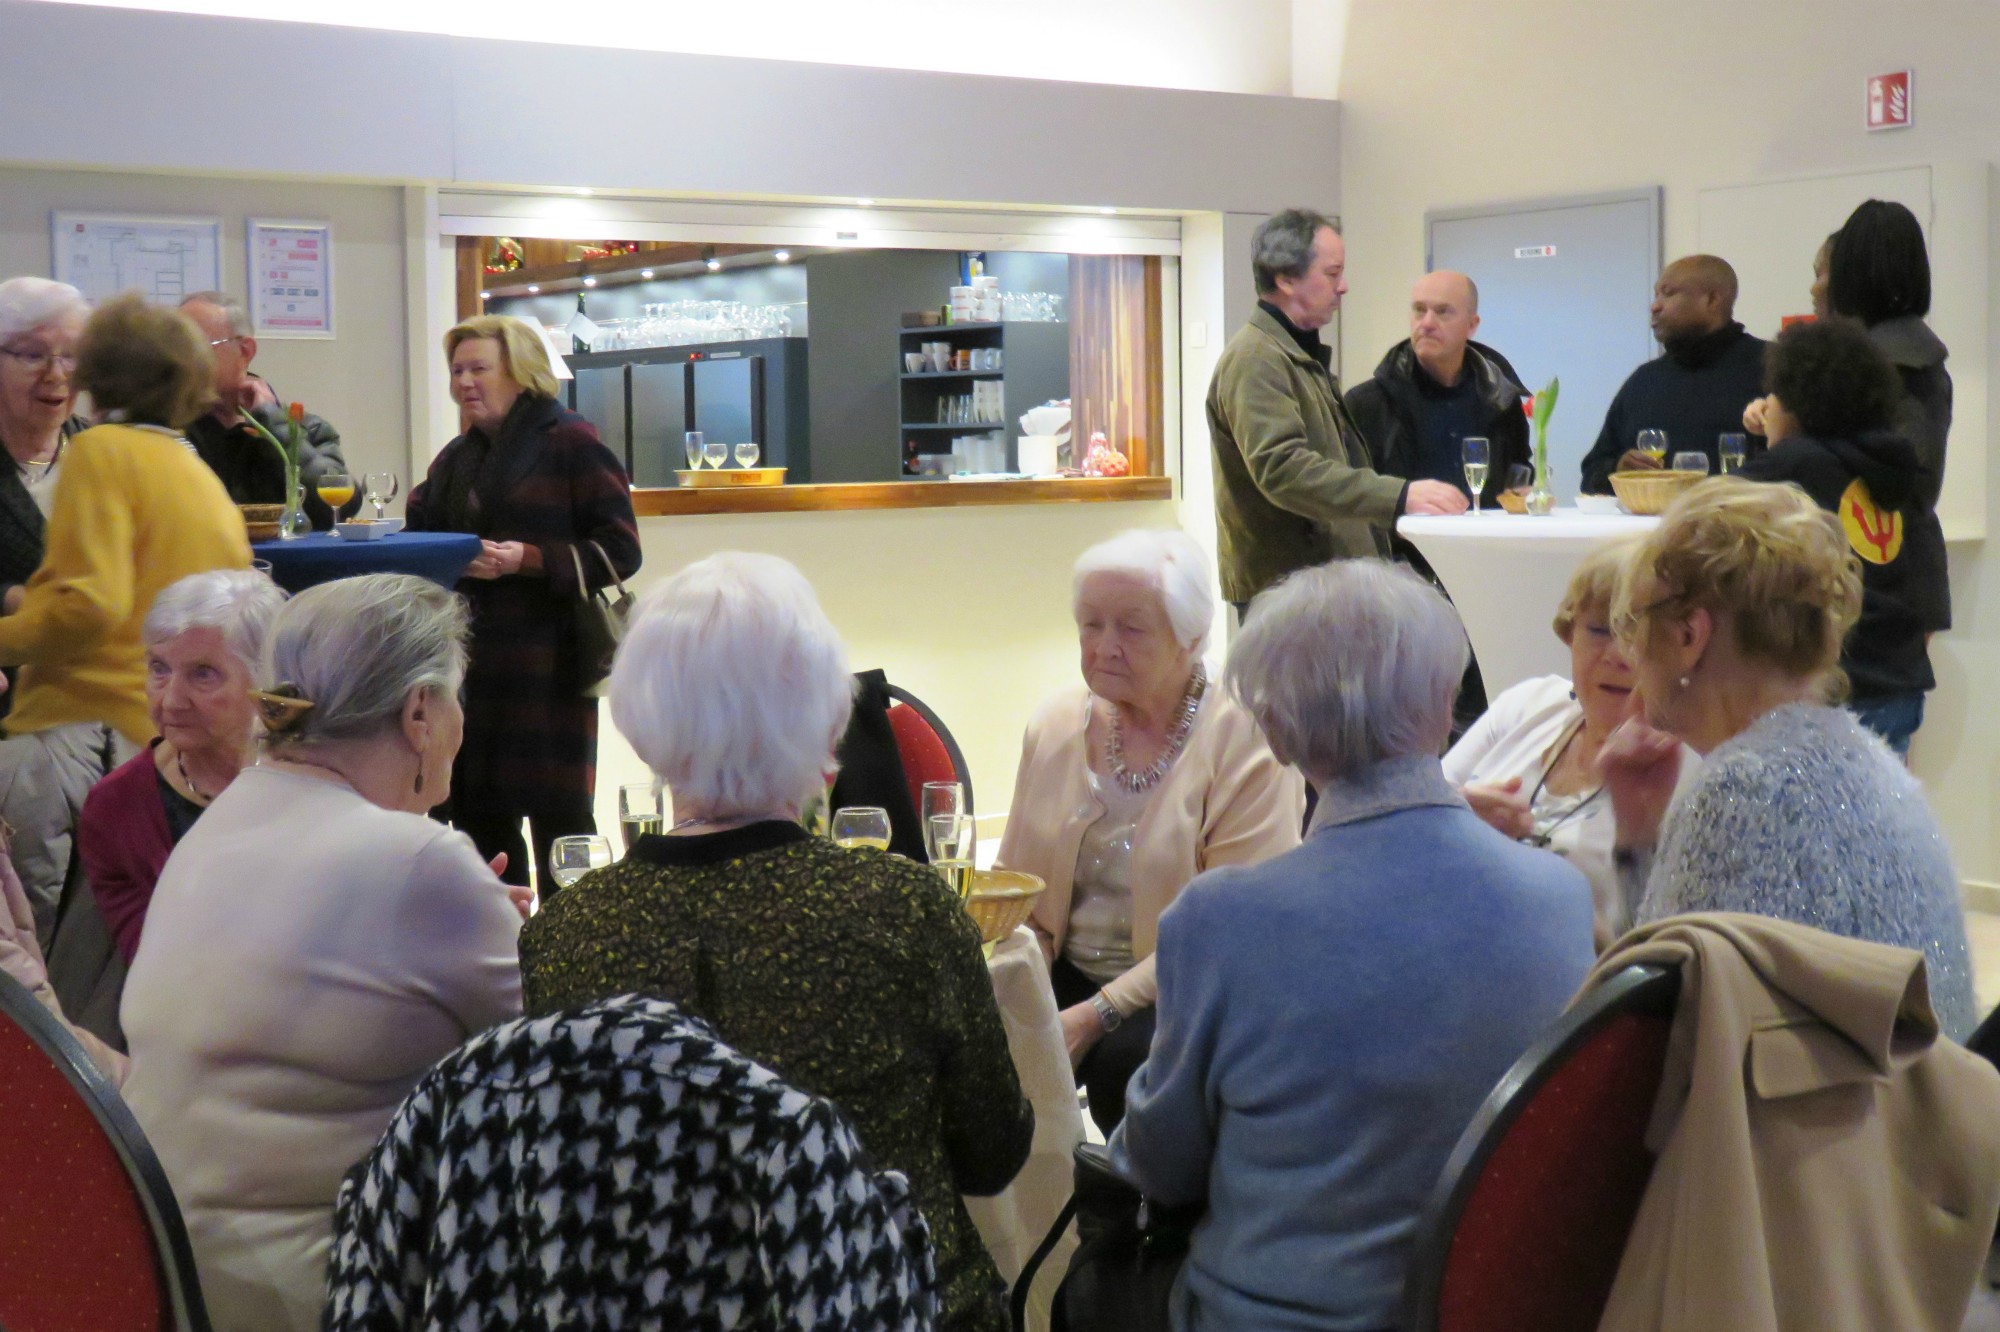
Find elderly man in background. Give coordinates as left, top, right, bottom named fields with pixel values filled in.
left=178, top=292, right=359, bottom=530
left=1209, top=208, right=1467, bottom=615
left=1347, top=270, right=1530, bottom=509
left=1578, top=254, right=1767, bottom=492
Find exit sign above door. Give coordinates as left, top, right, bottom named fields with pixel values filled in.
left=1867, top=70, right=1913, bottom=131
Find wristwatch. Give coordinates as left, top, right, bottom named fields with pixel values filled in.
left=1090, top=992, right=1124, bottom=1033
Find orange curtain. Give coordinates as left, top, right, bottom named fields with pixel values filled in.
left=1067, top=255, right=1164, bottom=474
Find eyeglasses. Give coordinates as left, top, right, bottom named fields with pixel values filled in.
left=208, top=337, right=241, bottom=349
left=1610, top=592, right=1683, bottom=642
left=0, top=347, right=76, bottom=375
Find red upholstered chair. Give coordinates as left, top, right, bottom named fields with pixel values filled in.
left=1401, top=963, right=1680, bottom=1332
left=885, top=684, right=975, bottom=820
left=0, top=971, right=209, bottom=1331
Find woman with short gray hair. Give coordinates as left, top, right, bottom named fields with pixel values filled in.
left=996, top=527, right=1303, bottom=1134
left=1110, top=559, right=1594, bottom=1332
left=521, top=551, right=1032, bottom=1332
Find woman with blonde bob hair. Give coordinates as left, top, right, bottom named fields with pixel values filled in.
left=520, top=551, right=1032, bottom=1332
left=997, top=527, right=1302, bottom=1133
left=407, top=314, right=640, bottom=892
left=1600, top=478, right=1975, bottom=1034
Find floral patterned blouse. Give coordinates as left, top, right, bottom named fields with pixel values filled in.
left=519, top=821, right=1034, bottom=1332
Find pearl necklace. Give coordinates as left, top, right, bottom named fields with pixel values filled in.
left=1106, top=665, right=1208, bottom=794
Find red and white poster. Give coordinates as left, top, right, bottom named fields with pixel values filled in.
left=248, top=219, right=334, bottom=338
left=1867, top=70, right=1913, bottom=131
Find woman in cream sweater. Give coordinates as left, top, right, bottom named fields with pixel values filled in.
left=996, top=529, right=1303, bottom=1132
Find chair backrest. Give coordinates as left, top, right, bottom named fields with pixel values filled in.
left=0, top=972, right=208, bottom=1332
left=885, top=684, right=974, bottom=819
left=1401, top=963, right=1680, bottom=1332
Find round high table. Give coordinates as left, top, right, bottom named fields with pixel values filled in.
left=1398, top=509, right=1657, bottom=696
left=251, top=531, right=483, bottom=594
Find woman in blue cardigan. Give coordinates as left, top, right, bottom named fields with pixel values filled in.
left=1110, top=560, right=1595, bottom=1332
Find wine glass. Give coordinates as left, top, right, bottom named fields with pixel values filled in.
left=1461, top=437, right=1491, bottom=512
left=702, top=436, right=727, bottom=470
left=1671, top=451, right=1711, bottom=475
left=1718, top=432, right=1748, bottom=474
left=619, top=783, right=665, bottom=851
left=315, top=472, right=354, bottom=527
left=1635, top=429, right=1669, bottom=464
left=921, top=782, right=964, bottom=860
left=684, top=431, right=704, bottom=469
left=927, top=813, right=975, bottom=897
left=549, top=834, right=613, bottom=893
left=363, top=471, right=399, bottom=520
left=734, top=440, right=761, bottom=469
left=830, top=806, right=892, bottom=852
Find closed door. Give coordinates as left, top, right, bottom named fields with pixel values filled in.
left=629, top=360, right=689, bottom=488
left=1428, top=190, right=1660, bottom=499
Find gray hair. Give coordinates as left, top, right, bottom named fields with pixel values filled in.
left=262, top=574, right=469, bottom=748
left=1225, top=560, right=1467, bottom=782
left=1253, top=208, right=1338, bottom=294
left=180, top=290, right=252, bottom=337
left=610, top=552, right=853, bottom=819
left=143, top=570, right=288, bottom=683
left=1072, top=528, right=1216, bottom=656
left=0, top=277, right=88, bottom=345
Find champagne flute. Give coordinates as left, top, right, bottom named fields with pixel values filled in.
left=1461, top=436, right=1491, bottom=511
left=927, top=813, right=975, bottom=898
left=363, top=471, right=399, bottom=520
left=830, top=806, right=892, bottom=852
left=1635, top=429, right=1669, bottom=464
left=619, top=783, right=665, bottom=850
left=316, top=471, right=354, bottom=526
left=1671, top=451, right=1711, bottom=475
left=921, top=782, right=964, bottom=862
left=684, top=431, right=705, bottom=470
left=734, top=440, right=761, bottom=469
left=1718, top=432, right=1747, bottom=474
left=549, top=834, right=613, bottom=892
left=702, top=436, right=728, bottom=470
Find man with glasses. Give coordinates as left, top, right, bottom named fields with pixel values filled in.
left=178, top=293, right=359, bottom=529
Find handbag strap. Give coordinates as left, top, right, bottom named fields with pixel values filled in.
left=583, top=539, right=629, bottom=598
left=1010, top=1191, right=1081, bottom=1332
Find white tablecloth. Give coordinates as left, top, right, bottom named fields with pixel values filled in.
left=1398, top=509, right=1658, bottom=694
left=967, top=927, right=1082, bottom=1332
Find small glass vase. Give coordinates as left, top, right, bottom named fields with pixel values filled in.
left=278, top=471, right=311, bottom=539
left=1525, top=446, right=1556, bottom=515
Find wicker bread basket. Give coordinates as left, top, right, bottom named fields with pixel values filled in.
left=1608, top=469, right=1703, bottom=515
left=964, top=869, right=1046, bottom=945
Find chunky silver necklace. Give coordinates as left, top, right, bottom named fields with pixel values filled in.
left=1106, top=664, right=1207, bottom=794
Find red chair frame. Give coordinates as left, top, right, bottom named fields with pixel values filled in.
left=1401, top=963, right=1680, bottom=1332
left=885, top=683, right=974, bottom=820
left=0, top=970, right=210, bottom=1331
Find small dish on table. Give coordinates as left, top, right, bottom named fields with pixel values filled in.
left=337, top=520, right=395, bottom=542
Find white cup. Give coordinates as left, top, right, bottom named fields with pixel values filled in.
left=905, top=352, right=925, bottom=373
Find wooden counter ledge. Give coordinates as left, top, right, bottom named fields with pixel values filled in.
left=632, top=475, right=1173, bottom=516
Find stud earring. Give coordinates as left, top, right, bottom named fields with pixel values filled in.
left=1677, top=676, right=1691, bottom=688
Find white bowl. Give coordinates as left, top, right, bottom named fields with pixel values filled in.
left=1574, top=494, right=1625, bottom=516
left=337, top=521, right=393, bottom=541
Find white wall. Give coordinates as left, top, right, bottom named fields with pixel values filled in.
left=0, top=165, right=410, bottom=489
left=46, top=0, right=1296, bottom=95
left=1335, top=0, right=2000, bottom=886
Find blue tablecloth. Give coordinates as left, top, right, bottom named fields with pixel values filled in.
left=251, top=531, right=482, bottom=594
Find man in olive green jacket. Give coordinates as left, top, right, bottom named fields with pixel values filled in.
left=1210, top=210, right=1468, bottom=607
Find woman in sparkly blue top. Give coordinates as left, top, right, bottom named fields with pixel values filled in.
left=1600, top=478, right=1976, bottom=1036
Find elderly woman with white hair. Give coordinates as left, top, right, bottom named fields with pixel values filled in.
left=1110, top=559, right=1594, bottom=1332
left=0, top=278, right=89, bottom=639
left=0, top=573, right=529, bottom=1331
left=995, top=528, right=1303, bottom=1133
left=519, top=550, right=1032, bottom=1332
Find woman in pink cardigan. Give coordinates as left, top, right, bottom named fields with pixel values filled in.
left=995, top=529, right=1304, bottom=1131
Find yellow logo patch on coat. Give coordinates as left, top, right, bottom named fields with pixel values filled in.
left=1840, top=478, right=1903, bottom=565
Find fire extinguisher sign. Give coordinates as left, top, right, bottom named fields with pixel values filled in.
left=1867, top=70, right=1913, bottom=131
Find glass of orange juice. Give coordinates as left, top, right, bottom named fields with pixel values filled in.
left=316, top=472, right=354, bottom=527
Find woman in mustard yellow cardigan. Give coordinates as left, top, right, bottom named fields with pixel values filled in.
left=0, top=293, right=250, bottom=943
left=995, top=529, right=1304, bottom=1132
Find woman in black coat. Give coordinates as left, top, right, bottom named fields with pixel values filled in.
left=407, top=315, right=640, bottom=890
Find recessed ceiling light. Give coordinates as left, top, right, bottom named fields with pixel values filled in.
left=774, top=249, right=792, bottom=263
left=857, top=198, right=875, bottom=206
left=526, top=285, right=539, bottom=293
left=582, top=276, right=597, bottom=287
left=640, top=269, right=655, bottom=279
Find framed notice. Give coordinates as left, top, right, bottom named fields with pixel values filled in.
left=248, top=219, right=335, bottom=338
left=51, top=211, right=221, bottom=306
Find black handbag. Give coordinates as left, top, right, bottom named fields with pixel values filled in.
left=1012, top=1142, right=1202, bottom=1332
left=569, top=540, right=633, bottom=698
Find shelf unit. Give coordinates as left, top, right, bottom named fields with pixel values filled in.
left=896, top=321, right=1070, bottom=476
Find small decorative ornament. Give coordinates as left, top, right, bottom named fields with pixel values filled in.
left=1106, top=664, right=1208, bottom=793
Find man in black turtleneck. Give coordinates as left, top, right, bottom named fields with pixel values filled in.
left=1578, top=255, right=1767, bottom=494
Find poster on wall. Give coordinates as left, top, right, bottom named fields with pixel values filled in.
left=248, top=219, right=335, bottom=338
left=50, top=211, right=221, bottom=306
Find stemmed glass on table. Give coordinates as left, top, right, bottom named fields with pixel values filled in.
left=922, top=781, right=975, bottom=898
left=1635, top=429, right=1669, bottom=465
left=1671, top=451, right=1711, bottom=476
left=316, top=472, right=354, bottom=527
left=734, top=441, right=761, bottom=469
left=1718, top=433, right=1747, bottom=474
left=702, top=436, right=728, bottom=470
left=549, top=835, right=613, bottom=891
left=830, top=806, right=892, bottom=851
left=1461, top=436, right=1490, bottom=512
left=619, top=783, right=665, bottom=851
left=685, top=431, right=705, bottom=470
left=362, top=471, right=399, bottom=520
